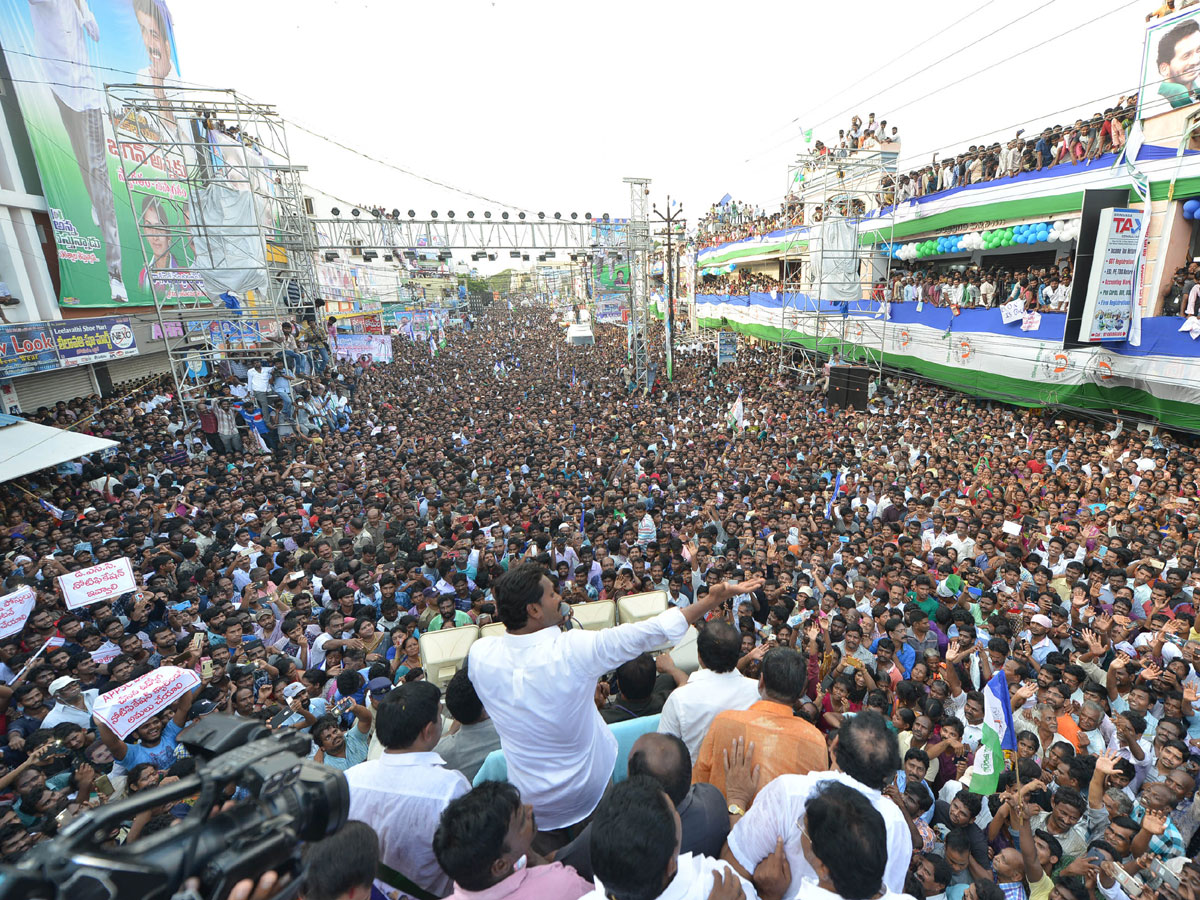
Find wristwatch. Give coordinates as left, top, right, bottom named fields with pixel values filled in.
left=728, top=802, right=746, bottom=817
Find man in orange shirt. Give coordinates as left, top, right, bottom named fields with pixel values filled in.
left=691, top=646, right=828, bottom=805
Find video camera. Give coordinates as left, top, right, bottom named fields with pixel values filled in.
left=0, top=715, right=348, bottom=900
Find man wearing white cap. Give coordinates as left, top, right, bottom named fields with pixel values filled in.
left=42, top=676, right=99, bottom=729
left=1027, top=614, right=1056, bottom=666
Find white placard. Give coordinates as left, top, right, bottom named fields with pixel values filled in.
left=58, top=558, right=137, bottom=610
left=0, top=586, right=36, bottom=638
left=1000, top=300, right=1024, bottom=325
left=1002, top=520, right=1022, bottom=536
left=92, top=666, right=200, bottom=739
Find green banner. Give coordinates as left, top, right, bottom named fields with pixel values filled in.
left=0, top=0, right=203, bottom=309
left=593, top=260, right=630, bottom=291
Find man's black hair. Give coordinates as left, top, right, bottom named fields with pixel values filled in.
left=445, top=665, right=485, bottom=725
left=375, top=680, right=441, bottom=750
left=835, top=711, right=901, bottom=790
left=761, top=646, right=807, bottom=704
left=302, top=821, right=381, bottom=900
left=433, top=781, right=522, bottom=893
left=627, top=733, right=692, bottom=807
left=493, top=562, right=545, bottom=630
left=588, top=776, right=678, bottom=900
left=614, top=653, right=657, bottom=701
left=1159, top=20, right=1200, bottom=68
left=807, top=781, right=888, bottom=900
left=696, top=620, right=742, bottom=673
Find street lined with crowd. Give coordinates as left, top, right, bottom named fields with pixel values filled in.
left=1, top=305, right=1200, bottom=900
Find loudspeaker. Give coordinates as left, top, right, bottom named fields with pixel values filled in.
left=829, top=365, right=870, bottom=409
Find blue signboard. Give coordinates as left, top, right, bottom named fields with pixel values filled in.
left=0, top=322, right=58, bottom=377
left=717, top=331, right=737, bottom=366
left=53, top=317, right=138, bottom=367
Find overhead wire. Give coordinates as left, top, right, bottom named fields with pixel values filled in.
left=745, top=0, right=1140, bottom=165
left=0, top=50, right=536, bottom=213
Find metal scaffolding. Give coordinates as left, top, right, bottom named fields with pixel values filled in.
left=779, top=149, right=897, bottom=378
left=625, top=178, right=653, bottom=392
left=104, top=85, right=319, bottom=420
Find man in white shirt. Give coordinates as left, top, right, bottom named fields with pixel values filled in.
left=468, top=561, right=761, bottom=839
left=580, top=776, right=756, bottom=900
left=659, top=620, right=766, bottom=761
left=722, top=712, right=911, bottom=898
left=246, top=360, right=275, bottom=414
left=345, top=680, right=471, bottom=899
left=42, top=676, right=98, bottom=729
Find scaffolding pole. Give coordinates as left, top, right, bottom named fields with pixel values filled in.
left=779, top=148, right=897, bottom=382
left=104, top=85, right=319, bottom=422
left=625, top=177, right=653, bottom=392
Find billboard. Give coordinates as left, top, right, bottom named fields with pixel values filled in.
left=0, top=0, right=196, bottom=309
left=0, top=323, right=59, bottom=377
left=53, top=317, right=139, bottom=365
left=595, top=293, right=626, bottom=324
left=1080, top=208, right=1143, bottom=342
left=1139, top=8, right=1200, bottom=119
left=717, top=331, right=738, bottom=365
left=593, top=260, right=630, bottom=292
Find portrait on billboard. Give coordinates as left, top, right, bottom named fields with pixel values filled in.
left=1141, top=8, right=1200, bottom=118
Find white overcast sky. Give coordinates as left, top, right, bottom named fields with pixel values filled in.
left=170, top=0, right=1150, bottom=247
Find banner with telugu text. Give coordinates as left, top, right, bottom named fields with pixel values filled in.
left=0, top=0, right=196, bottom=309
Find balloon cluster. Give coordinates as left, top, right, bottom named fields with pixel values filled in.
left=1184, top=200, right=1200, bottom=220
left=699, top=263, right=738, bottom=276
left=891, top=219, right=1079, bottom=261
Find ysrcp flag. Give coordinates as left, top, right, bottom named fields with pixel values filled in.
left=972, top=670, right=1017, bottom=794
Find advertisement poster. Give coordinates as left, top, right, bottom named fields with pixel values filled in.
left=593, top=260, right=631, bottom=292
left=1081, top=208, right=1142, bottom=341
left=335, top=334, right=392, bottom=364
left=595, top=294, right=627, bottom=324
left=54, top=317, right=139, bottom=366
left=717, top=331, right=738, bottom=366
left=0, top=0, right=195, bottom=309
left=1139, top=8, right=1200, bottom=119
left=0, top=323, right=59, bottom=377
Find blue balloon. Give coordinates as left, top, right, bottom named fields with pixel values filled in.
left=1186, top=200, right=1200, bottom=219
left=1015, top=234, right=1027, bottom=244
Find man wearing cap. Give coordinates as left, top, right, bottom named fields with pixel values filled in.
left=1027, top=614, right=1056, bottom=666
left=42, top=675, right=99, bottom=729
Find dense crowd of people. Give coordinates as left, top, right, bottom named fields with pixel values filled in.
left=885, top=262, right=1075, bottom=312
left=2, top=303, right=1200, bottom=900
left=698, top=272, right=783, bottom=295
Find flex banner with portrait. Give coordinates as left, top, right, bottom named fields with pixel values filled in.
left=0, top=0, right=204, bottom=308
left=1140, top=7, right=1200, bottom=119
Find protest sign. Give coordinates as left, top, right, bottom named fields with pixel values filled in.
left=1002, top=520, right=1022, bottom=536
left=91, top=643, right=121, bottom=666
left=58, top=557, right=137, bottom=610
left=999, top=300, right=1024, bottom=325
left=0, top=585, right=36, bottom=637
left=92, top=666, right=200, bottom=739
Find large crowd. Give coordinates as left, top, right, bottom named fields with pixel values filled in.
left=2, top=304, right=1200, bottom=900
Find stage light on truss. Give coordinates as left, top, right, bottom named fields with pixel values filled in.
left=370, top=208, right=381, bottom=218
left=391, top=209, right=400, bottom=218
left=509, top=251, right=521, bottom=258
left=554, top=212, right=562, bottom=219
left=538, top=211, right=545, bottom=219
left=537, top=254, right=546, bottom=261
left=467, top=211, right=475, bottom=218
left=487, top=253, right=496, bottom=261
left=351, top=208, right=360, bottom=217
left=324, top=251, right=339, bottom=261
left=585, top=212, right=592, bottom=220
left=571, top=212, right=578, bottom=220
left=448, top=210, right=455, bottom=219
left=383, top=253, right=393, bottom=262
left=518, top=212, right=526, bottom=220
left=522, top=254, right=530, bottom=261
left=602, top=213, right=610, bottom=222
left=331, top=207, right=341, bottom=216
left=545, top=251, right=556, bottom=258
left=484, top=211, right=492, bottom=219
left=403, top=250, right=417, bottom=260
left=363, top=250, right=378, bottom=261
left=431, top=210, right=438, bottom=218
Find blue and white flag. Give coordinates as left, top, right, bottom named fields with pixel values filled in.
left=972, top=671, right=1018, bottom=794
left=824, top=471, right=844, bottom=518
